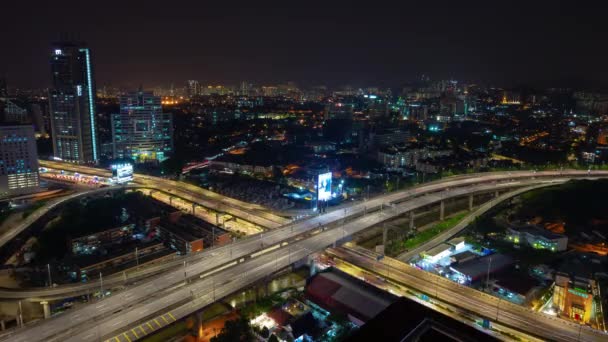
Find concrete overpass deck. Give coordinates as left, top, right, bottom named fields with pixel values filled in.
left=1, top=171, right=607, bottom=341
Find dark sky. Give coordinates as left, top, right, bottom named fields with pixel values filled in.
left=3, top=0, right=608, bottom=89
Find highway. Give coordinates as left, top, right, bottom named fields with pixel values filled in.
left=329, top=246, right=607, bottom=342
left=39, top=160, right=290, bottom=229
left=0, top=171, right=581, bottom=300
left=1, top=170, right=607, bottom=341
left=0, top=186, right=133, bottom=249
left=32, top=178, right=605, bottom=342
left=396, top=183, right=554, bottom=262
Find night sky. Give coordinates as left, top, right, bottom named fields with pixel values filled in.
left=3, top=0, right=608, bottom=89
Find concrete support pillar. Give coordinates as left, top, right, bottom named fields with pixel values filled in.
left=0, top=320, right=5, bottom=331
left=169, top=196, right=174, bottom=206
left=215, top=213, right=220, bottom=226
left=469, top=195, right=474, bottom=211
left=495, top=191, right=499, bottom=198
left=41, top=301, right=51, bottom=319
left=192, top=203, right=196, bottom=215
left=409, top=211, right=415, bottom=229
left=17, top=301, right=23, bottom=327
left=195, top=310, right=204, bottom=338
left=439, top=201, right=445, bottom=221
left=382, top=224, right=388, bottom=248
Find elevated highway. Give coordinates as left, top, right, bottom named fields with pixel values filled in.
left=0, top=185, right=139, bottom=250
left=1, top=170, right=607, bottom=341
left=329, top=245, right=607, bottom=342
left=0, top=169, right=589, bottom=301
left=39, top=160, right=290, bottom=228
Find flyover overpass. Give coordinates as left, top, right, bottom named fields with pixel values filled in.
left=0, top=169, right=590, bottom=301
left=39, top=160, right=290, bottom=228
left=0, top=185, right=138, bottom=249
left=329, top=245, right=607, bottom=342
left=1, top=171, right=607, bottom=342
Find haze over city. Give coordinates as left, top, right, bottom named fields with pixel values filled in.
left=3, top=0, right=608, bottom=88
left=1, top=1, right=608, bottom=342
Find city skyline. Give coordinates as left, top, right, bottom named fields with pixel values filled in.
left=3, top=1, right=608, bottom=89
left=3, top=2, right=608, bottom=341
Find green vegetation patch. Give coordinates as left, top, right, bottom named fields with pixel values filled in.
left=387, top=212, right=468, bottom=256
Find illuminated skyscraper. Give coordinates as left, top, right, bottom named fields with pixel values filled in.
left=48, top=41, right=99, bottom=162
left=111, top=90, right=173, bottom=163
left=187, top=80, right=200, bottom=97
left=0, top=124, right=39, bottom=197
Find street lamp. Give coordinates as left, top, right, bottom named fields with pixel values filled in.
left=135, top=247, right=139, bottom=266
left=47, top=264, right=52, bottom=288
left=99, top=272, right=104, bottom=298
left=183, top=260, right=187, bottom=283
left=495, top=297, right=502, bottom=322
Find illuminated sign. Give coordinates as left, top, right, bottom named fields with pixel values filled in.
left=111, top=163, right=133, bottom=183
left=568, top=288, right=589, bottom=299
left=317, top=172, right=332, bottom=201
left=54, top=49, right=62, bottom=55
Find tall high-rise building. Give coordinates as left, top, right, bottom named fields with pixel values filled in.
left=0, top=124, right=40, bottom=197
left=48, top=41, right=99, bottom=163
left=187, top=80, right=200, bottom=98
left=0, top=77, right=8, bottom=99
left=111, top=90, right=173, bottom=163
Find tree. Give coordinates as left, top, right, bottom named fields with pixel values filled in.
left=161, top=156, right=186, bottom=176
left=261, top=326, right=270, bottom=338
left=210, top=317, right=254, bottom=342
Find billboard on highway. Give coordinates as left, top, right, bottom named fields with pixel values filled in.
left=317, top=172, right=332, bottom=201
left=111, top=163, right=133, bottom=183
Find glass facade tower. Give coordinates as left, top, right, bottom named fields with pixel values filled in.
left=111, top=91, right=173, bottom=163
left=48, top=41, right=98, bottom=163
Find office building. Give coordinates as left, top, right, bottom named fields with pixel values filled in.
left=187, top=80, right=200, bottom=97
left=323, top=102, right=353, bottom=121
left=48, top=41, right=99, bottom=163
left=0, top=124, right=40, bottom=197
left=377, top=144, right=452, bottom=170
left=111, top=90, right=173, bottom=163
left=0, top=77, right=7, bottom=98
left=369, top=128, right=412, bottom=149
left=3, top=99, right=29, bottom=123
left=551, top=253, right=606, bottom=324
left=506, top=225, right=568, bottom=252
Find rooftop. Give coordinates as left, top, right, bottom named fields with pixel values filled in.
left=305, top=268, right=397, bottom=322
left=447, top=237, right=466, bottom=246
left=451, top=253, right=514, bottom=280
left=493, top=269, right=541, bottom=295
left=424, top=243, right=453, bottom=257
left=510, top=224, right=566, bottom=240
left=348, top=297, right=499, bottom=342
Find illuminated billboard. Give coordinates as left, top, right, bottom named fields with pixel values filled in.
left=111, top=163, right=133, bottom=183
left=317, top=172, right=332, bottom=201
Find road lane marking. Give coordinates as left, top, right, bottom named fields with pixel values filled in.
left=154, top=319, right=162, bottom=327
left=139, top=326, right=146, bottom=335
left=123, top=332, right=131, bottom=342
left=168, top=312, right=176, bottom=321
left=162, top=315, right=169, bottom=324
left=147, top=322, right=154, bottom=330
left=131, top=329, right=139, bottom=338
